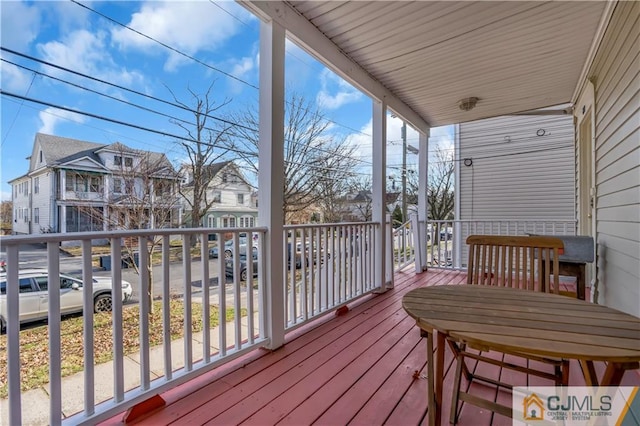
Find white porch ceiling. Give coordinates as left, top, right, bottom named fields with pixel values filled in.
left=243, top=1, right=610, bottom=129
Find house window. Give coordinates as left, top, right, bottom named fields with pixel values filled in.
left=34, top=208, right=39, bottom=224
left=222, top=174, right=227, bottom=183
left=114, top=156, right=122, bottom=166
left=75, top=175, right=87, bottom=192
left=66, top=206, right=103, bottom=232
left=65, top=174, right=74, bottom=191
left=239, top=216, right=254, bottom=227
left=34, top=177, right=39, bottom=194
left=124, top=157, right=133, bottom=167
left=207, top=216, right=216, bottom=228
left=113, top=178, right=122, bottom=194
left=212, top=191, right=221, bottom=203
left=222, top=216, right=236, bottom=227
left=237, top=193, right=244, bottom=205
left=90, top=177, right=101, bottom=193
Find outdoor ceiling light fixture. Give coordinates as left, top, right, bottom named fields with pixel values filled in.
left=458, top=97, right=479, bottom=111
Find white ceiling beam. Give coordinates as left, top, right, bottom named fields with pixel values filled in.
left=240, top=0, right=430, bottom=134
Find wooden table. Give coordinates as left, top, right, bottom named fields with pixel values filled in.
left=402, top=285, right=640, bottom=425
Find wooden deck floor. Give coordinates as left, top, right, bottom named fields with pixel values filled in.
left=105, top=269, right=639, bottom=425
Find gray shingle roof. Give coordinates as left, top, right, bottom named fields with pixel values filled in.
left=34, top=133, right=105, bottom=170
left=31, top=133, right=175, bottom=176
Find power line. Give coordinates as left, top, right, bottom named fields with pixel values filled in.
left=1, top=47, right=253, bottom=132
left=68, top=1, right=373, bottom=138
left=0, top=90, right=248, bottom=154
left=1, top=72, right=37, bottom=148
left=70, top=0, right=259, bottom=90
left=0, top=91, right=374, bottom=178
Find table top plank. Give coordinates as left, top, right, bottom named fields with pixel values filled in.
left=403, top=294, right=639, bottom=321
left=448, top=330, right=640, bottom=362
left=415, top=318, right=639, bottom=349
left=403, top=305, right=640, bottom=340
left=403, top=285, right=640, bottom=364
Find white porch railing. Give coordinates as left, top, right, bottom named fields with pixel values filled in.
left=392, top=218, right=416, bottom=272
left=0, top=222, right=388, bottom=425
left=426, top=219, right=577, bottom=270
left=1, top=228, right=268, bottom=425
left=283, top=222, right=378, bottom=330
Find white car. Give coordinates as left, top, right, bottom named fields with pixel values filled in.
left=0, top=269, right=133, bottom=332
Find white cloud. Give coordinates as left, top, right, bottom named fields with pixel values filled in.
left=0, top=191, right=12, bottom=202
left=37, top=29, right=145, bottom=87
left=111, top=1, right=248, bottom=72
left=0, top=60, right=32, bottom=93
left=0, top=1, right=41, bottom=50
left=316, top=69, right=362, bottom=110
left=38, top=107, right=87, bottom=134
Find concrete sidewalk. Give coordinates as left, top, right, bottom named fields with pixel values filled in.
left=0, top=304, right=260, bottom=426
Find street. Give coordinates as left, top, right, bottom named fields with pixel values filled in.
left=0, top=243, right=230, bottom=303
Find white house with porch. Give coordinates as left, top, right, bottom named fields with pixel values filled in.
left=180, top=161, right=258, bottom=229
left=8, top=133, right=180, bottom=235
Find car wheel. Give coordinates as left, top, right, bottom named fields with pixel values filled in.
left=94, top=294, right=113, bottom=313
left=240, top=269, right=248, bottom=281
left=224, top=250, right=233, bottom=260
left=0, top=317, right=5, bottom=334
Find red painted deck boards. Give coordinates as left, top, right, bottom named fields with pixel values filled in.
left=104, top=269, right=639, bottom=426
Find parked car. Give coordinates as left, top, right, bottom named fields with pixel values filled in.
left=0, top=269, right=133, bottom=333
left=225, top=252, right=258, bottom=281
left=209, top=236, right=257, bottom=259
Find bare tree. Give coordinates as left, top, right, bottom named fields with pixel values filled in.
left=407, top=145, right=454, bottom=220
left=226, top=93, right=358, bottom=222
left=169, top=84, right=233, bottom=231
left=0, top=200, right=12, bottom=233
left=74, top=144, right=180, bottom=308
left=347, top=176, right=373, bottom=222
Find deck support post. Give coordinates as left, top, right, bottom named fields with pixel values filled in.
left=372, top=100, right=388, bottom=290
left=258, top=19, right=286, bottom=349
left=417, top=129, right=429, bottom=272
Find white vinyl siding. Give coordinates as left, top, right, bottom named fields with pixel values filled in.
left=590, top=1, right=639, bottom=316
left=459, top=114, right=576, bottom=220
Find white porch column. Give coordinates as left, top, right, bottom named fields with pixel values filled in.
left=454, top=124, right=462, bottom=269
left=258, top=19, right=286, bottom=349
left=372, top=100, right=388, bottom=289
left=60, top=170, right=67, bottom=201
left=417, top=129, right=429, bottom=272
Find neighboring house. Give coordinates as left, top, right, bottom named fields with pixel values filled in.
left=453, top=113, right=576, bottom=265
left=337, top=191, right=400, bottom=222
left=456, top=113, right=576, bottom=224
left=9, top=133, right=180, bottom=235
left=180, top=161, right=258, bottom=229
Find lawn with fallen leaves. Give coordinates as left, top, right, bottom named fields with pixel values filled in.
left=0, top=300, right=245, bottom=398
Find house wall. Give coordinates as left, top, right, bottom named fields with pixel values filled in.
left=31, top=171, right=53, bottom=234
left=458, top=114, right=576, bottom=222
left=589, top=1, right=639, bottom=316
left=11, top=178, right=30, bottom=235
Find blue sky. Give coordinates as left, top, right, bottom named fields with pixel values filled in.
left=1, top=0, right=453, bottom=201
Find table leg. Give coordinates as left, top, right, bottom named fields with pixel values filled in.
left=580, top=360, right=599, bottom=386
left=426, top=331, right=436, bottom=426
left=435, top=332, right=445, bottom=425
left=577, top=264, right=585, bottom=301
left=601, top=362, right=639, bottom=386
